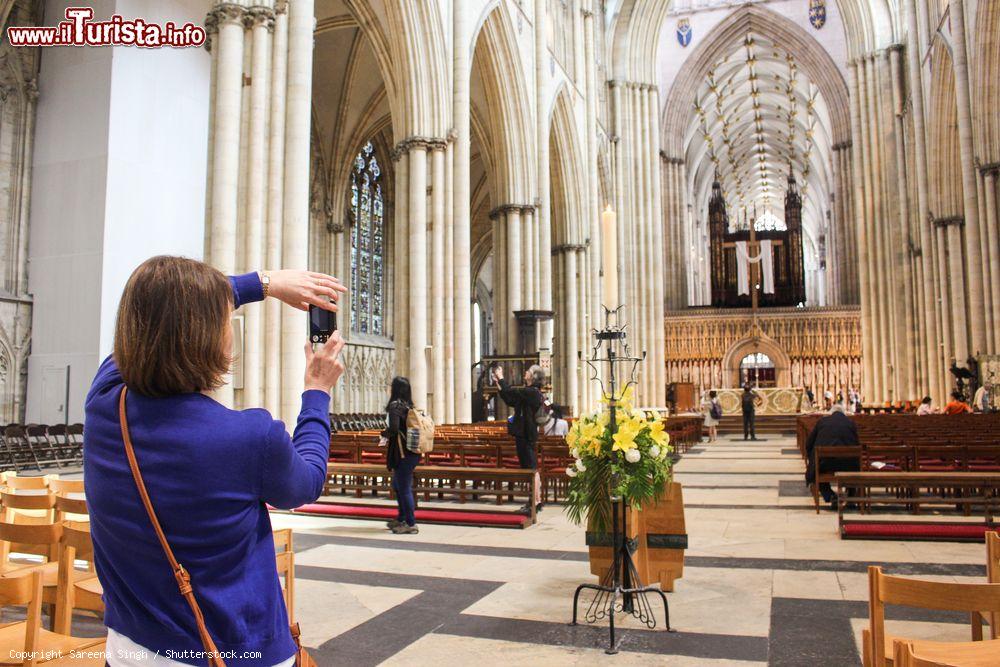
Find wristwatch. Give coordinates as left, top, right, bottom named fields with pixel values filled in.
left=260, top=271, right=271, bottom=298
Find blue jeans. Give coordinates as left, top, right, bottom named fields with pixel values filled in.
left=392, top=453, right=420, bottom=526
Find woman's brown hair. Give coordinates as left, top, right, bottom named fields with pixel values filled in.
left=114, top=256, right=233, bottom=397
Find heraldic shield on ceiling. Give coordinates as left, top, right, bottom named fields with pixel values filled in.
left=809, top=0, right=827, bottom=29
left=677, top=18, right=693, bottom=47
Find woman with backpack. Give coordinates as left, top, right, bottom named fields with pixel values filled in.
left=702, top=390, right=722, bottom=442
left=383, top=376, right=421, bottom=534
left=493, top=364, right=545, bottom=513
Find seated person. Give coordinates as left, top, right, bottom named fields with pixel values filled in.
left=543, top=406, right=569, bottom=437
left=804, top=404, right=860, bottom=507
left=916, top=396, right=936, bottom=415
left=942, top=391, right=973, bottom=415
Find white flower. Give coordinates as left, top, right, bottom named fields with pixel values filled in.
left=575, top=458, right=587, bottom=472
left=649, top=445, right=661, bottom=459
left=625, top=448, right=641, bottom=463
left=570, top=448, right=579, bottom=458
left=566, top=466, right=577, bottom=477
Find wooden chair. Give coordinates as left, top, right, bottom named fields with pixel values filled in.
left=893, top=637, right=1000, bottom=666
left=0, top=491, right=57, bottom=565
left=863, top=566, right=1000, bottom=666
left=53, top=521, right=102, bottom=636
left=53, top=493, right=87, bottom=524
left=273, top=528, right=294, bottom=623
left=0, top=569, right=104, bottom=666
left=0, top=474, right=54, bottom=492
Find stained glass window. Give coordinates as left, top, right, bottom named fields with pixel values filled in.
left=350, top=141, right=385, bottom=336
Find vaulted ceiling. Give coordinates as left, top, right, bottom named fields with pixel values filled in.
left=686, top=31, right=833, bottom=261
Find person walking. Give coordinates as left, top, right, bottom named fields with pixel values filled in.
left=382, top=377, right=421, bottom=534
left=494, top=364, right=545, bottom=513
left=84, top=257, right=347, bottom=665
left=741, top=384, right=762, bottom=440
left=701, top=390, right=721, bottom=442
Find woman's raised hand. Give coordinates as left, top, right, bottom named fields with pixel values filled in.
left=264, top=270, right=346, bottom=311
left=304, top=331, right=347, bottom=393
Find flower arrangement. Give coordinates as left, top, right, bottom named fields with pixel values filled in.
left=564, top=386, right=674, bottom=534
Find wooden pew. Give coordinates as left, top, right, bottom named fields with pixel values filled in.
left=810, top=445, right=862, bottom=512
left=325, top=462, right=538, bottom=524
left=836, top=472, right=1000, bottom=537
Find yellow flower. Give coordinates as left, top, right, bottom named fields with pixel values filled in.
left=611, top=420, right=641, bottom=453
left=647, top=419, right=670, bottom=448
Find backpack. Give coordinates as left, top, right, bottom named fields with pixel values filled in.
left=405, top=408, right=435, bottom=454
left=710, top=401, right=723, bottom=420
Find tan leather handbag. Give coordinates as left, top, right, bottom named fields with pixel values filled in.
left=118, top=386, right=316, bottom=667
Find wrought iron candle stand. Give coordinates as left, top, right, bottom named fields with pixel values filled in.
left=570, top=305, right=674, bottom=655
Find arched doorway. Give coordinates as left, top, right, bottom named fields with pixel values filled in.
left=739, top=352, right=776, bottom=388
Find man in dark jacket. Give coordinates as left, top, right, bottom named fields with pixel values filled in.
left=741, top=384, right=762, bottom=440
left=804, top=404, right=861, bottom=506
left=494, top=364, right=545, bottom=512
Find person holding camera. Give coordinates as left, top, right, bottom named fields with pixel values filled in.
left=493, top=364, right=545, bottom=513
left=382, top=376, right=420, bottom=534
left=84, top=256, right=346, bottom=666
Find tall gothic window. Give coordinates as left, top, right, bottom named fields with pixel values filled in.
left=350, top=141, right=385, bottom=336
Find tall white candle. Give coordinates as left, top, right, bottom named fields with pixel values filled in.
left=601, top=205, right=618, bottom=310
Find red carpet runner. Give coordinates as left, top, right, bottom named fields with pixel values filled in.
left=278, top=502, right=530, bottom=528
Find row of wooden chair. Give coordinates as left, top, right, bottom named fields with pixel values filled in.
left=0, top=425, right=83, bottom=474
left=862, top=532, right=1000, bottom=666
left=0, top=472, right=298, bottom=664
left=330, top=413, right=386, bottom=432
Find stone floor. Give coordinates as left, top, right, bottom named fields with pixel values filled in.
left=270, top=433, right=988, bottom=666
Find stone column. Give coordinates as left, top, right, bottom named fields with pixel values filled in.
left=848, top=61, right=875, bottom=401
left=492, top=213, right=505, bottom=352
left=522, top=206, right=535, bottom=310
left=535, top=0, right=553, bottom=350
left=610, top=83, right=626, bottom=311
left=444, top=140, right=456, bottom=423
left=206, top=2, right=245, bottom=276
left=430, top=142, right=446, bottom=422
left=407, top=144, right=429, bottom=409
left=506, top=206, right=522, bottom=349
left=205, top=2, right=246, bottom=408
left=583, top=3, right=600, bottom=386
left=279, top=0, right=314, bottom=423
left=649, top=86, right=666, bottom=406
left=13, top=79, right=37, bottom=295
left=241, top=5, right=274, bottom=409
left=888, top=45, right=915, bottom=399
left=904, top=0, right=942, bottom=401
left=393, top=147, right=410, bottom=376
left=453, top=1, right=473, bottom=422
left=949, top=0, right=987, bottom=356
left=264, top=0, right=288, bottom=416
left=564, top=247, right=579, bottom=412
left=984, top=168, right=1000, bottom=351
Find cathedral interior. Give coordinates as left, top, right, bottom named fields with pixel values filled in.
left=1, top=0, right=1000, bottom=664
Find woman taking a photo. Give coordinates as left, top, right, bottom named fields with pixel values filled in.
left=382, top=377, right=421, bottom=534
left=84, top=256, right=347, bottom=666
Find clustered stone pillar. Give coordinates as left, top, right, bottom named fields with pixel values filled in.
left=452, top=0, right=473, bottom=423
left=949, top=0, right=987, bottom=358
left=204, top=0, right=314, bottom=424
left=607, top=80, right=666, bottom=408
left=907, top=0, right=944, bottom=404
left=389, top=137, right=452, bottom=422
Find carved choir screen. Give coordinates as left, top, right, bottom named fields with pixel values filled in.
left=349, top=141, right=386, bottom=336
left=708, top=171, right=806, bottom=307
left=663, top=306, right=861, bottom=398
